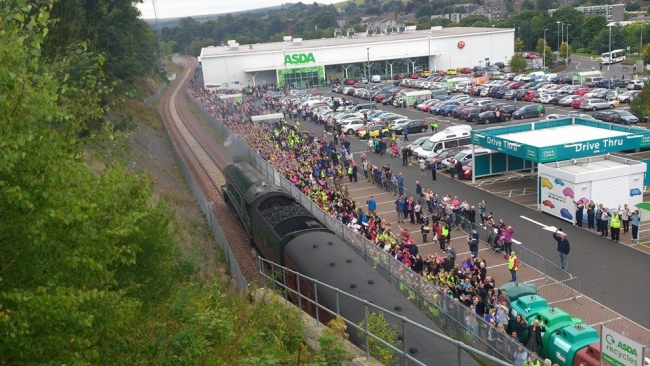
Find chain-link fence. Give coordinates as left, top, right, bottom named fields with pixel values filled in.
left=145, top=82, right=168, bottom=105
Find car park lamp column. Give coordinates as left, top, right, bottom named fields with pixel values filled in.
left=566, top=24, right=570, bottom=64
left=366, top=46, right=371, bottom=101
left=608, top=23, right=613, bottom=72
left=543, top=28, right=548, bottom=70
left=282, top=49, right=287, bottom=89
left=557, top=21, right=561, bottom=52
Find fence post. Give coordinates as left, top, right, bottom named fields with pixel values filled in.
left=364, top=302, right=371, bottom=362
left=314, top=282, right=319, bottom=326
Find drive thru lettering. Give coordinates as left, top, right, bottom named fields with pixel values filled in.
left=284, top=53, right=316, bottom=65
left=573, top=138, right=623, bottom=153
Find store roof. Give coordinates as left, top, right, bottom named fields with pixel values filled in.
left=471, top=118, right=650, bottom=163
left=500, top=124, right=630, bottom=148
left=200, top=27, right=512, bottom=58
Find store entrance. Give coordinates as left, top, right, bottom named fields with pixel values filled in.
left=277, top=65, right=324, bottom=88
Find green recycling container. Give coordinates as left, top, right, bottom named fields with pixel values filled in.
left=527, top=307, right=574, bottom=357
left=499, top=282, right=538, bottom=302
left=546, top=322, right=600, bottom=366
left=509, top=295, right=549, bottom=323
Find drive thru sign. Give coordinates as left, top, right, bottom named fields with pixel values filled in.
left=601, top=325, right=645, bottom=366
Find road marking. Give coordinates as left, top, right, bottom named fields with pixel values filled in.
left=520, top=215, right=558, bottom=232
left=487, top=263, right=508, bottom=269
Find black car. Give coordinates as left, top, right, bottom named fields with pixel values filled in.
left=591, top=111, right=618, bottom=122
left=392, top=119, right=428, bottom=134
left=463, top=108, right=483, bottom=122
left=477, top=110, right=509, bottom=124
left=596, top=79, right=627, bottom=88
left=550, top=92, right=569, bottom=105
left=512, top=105, right=545, bottom=119
left=498, top=104, right=518, bottom=116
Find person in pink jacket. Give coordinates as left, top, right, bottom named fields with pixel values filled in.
left=503, top=226, right=515, bottom=256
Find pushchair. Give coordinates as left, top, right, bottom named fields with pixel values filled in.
left=487, top=227, right=505, bottom=253
left=390, top=142, right=399, bottom=158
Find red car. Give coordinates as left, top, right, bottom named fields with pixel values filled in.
left=459, top=67, right=472, bottom=74
left=525, top=52, right=541, bottom=59
left=374, top=94, right=386, bottom=103
left=408, top=72, right=419, bottom=79
left=393, top=74, right=404, bottom=80
left=573, top=87, right=590, bottom=96
left=571, top=97, right=586, bottom=108
left=420, top=100, right=441, bottom=112
left=522, top=91, right=536, bottom=102
left=461, top=163, right=473, bottom=180
left=343, top=78, right=356, bottom=85
left=510, top=82, right=525, bottom=89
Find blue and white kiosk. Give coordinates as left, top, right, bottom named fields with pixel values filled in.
left=471, top=118, right=650, bottom=222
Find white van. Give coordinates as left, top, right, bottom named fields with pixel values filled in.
left=412, top=129, right=472, bottom=159
left=520, top=71, right=546, bottom=82
left=371, top=75, right=381, bottom=83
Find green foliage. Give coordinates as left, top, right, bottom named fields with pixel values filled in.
left=509, top=54, right=528, bottom=73
left=559, top=41, right=572, bottom=58
left=643, top=44, right=650, bottom=65
left=358, top=311, right=402, bottom=365
left=515, top=37, right=525, bottom=52
left=630, top=82, right=650, bottom=119
left=312, top=329, right=348, bottom=365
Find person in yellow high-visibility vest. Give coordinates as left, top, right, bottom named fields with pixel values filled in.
left=610, top=211, right=621, bottom=242
left=508, top=251, right=519, bottom=283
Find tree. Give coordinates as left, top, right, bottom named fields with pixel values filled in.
left=515, top=37, right=525, bottom=52
left=630, top=83, right=650, bottom=119
left=559, top=41, right=572, bottom=58
left=509, top=54, right=528, bottom=73
left=642, top=43, right=650, bottom=66
left=521, top=0, right=535, bottom=10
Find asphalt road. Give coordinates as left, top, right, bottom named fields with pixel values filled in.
left=297, top=93, right=650, bottom=328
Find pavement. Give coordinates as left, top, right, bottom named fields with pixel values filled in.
left=296, top=86, right=650, bottom=333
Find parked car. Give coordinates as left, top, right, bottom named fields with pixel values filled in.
left=357, top=124, right=390, bottom=139
left=558, top=95, right=580, bottom=106
left=339, top=119, right=366, bottom=135
left=573, top=87, right=590, bottom=96
left=392, top=119, right=428, bottom=134
left=617, top=90, right=640, bottom=103
left=627, top=80, right=645, bottom=90
left=580, top=98, right=615, bottom=111
left=512, top=105, right=545, bottom=119
left=610, top=110, right=639, bottom=124
left=571, top=97, right=587, bottom=109
left=477, top=110, right=510, bottom=124
left=445, top=69, right=458, bottom=75
left=459, top=67, right=472, bottom=74
left=543, top=114, right=570, bottom=120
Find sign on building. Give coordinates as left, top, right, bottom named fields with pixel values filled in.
left=601, top=325, right=646, bottom=366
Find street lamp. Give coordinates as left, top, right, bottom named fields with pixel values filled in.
left=366, top=46, right=371, bottom=100
left=543, top=28, right=548, bottom=69
left=566, top=24, right=570, bottom=63
left=282, top=49, right=287, bottom=90
left=607, top=24, right=613, bottom=72
left=556, top=21, right=561, bottom=52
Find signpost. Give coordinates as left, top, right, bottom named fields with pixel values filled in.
left=600, top=325, right=645, bottom=366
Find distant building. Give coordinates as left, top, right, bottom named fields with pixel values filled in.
left=548, top=4, right=625, bottom=22
left=431, top=13, right=469, bottom=23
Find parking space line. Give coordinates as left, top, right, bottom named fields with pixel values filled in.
left=487, top=263, right=508, bottom=269
left=589, top=317, right=623, bottom=327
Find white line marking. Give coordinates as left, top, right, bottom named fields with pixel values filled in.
left=520, top=215, right=558, bottom=232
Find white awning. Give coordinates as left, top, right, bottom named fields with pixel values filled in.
left=251, top=113, right=285, bottom=122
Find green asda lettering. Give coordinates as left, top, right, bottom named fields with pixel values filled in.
left=284, top=53, right=316, bottom=65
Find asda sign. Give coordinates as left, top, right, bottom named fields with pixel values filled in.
left=601, top=326, right=645, bottom=366
left=284, top=53, right=316, bottom=65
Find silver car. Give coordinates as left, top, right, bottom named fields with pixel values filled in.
left=580, top=98, right=615, bottom=111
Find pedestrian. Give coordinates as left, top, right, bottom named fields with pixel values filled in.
left=415, top=180, right=422, bottom=197
left=553, top=229, right=570, bottom=270
left=503, top=225, right=514, bottom=255
left=467, top=233, right=479, bottom=257
left=449, top=158, right=457, bottom=179
left=574, top=200, right=584, bottom=228
left=419, top=157, right=426, bottom=176
left=366, top=195, right=377, bottom=215
left=586, top=200, right=596, bottom=231
left=479, top=200, right=487, bottom=227
left=600, top=208, right=610, bottom=237
left=630, top=209, right=640, bottom=242
left=414, top=200, right=422, bottom=224
left=421, top=222, right=430, bottom=243
left=430, top=160, right=437, bottom=181
left=396, top=172, right=404, bottom=196
left=610, top=211, right=621, bottom=242
left=395, top=195, right=406, bottom=223
left=508, top=251, right=519, bottom=282
left=525, top=320, right=545, bottom=355
left=620, top=204, right=630, bottom=234
left=513, top=345, right=528, bottom=366
left=431, top=119, right=439, bottom=133
left=401, top=146, right=409, bottom=166
left=536, top=104, right=544, bottom=117
left=455, top=159, right=463, bottom=180
left=403, top=127, right=409, bottom=142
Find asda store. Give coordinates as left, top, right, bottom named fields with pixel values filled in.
left=198, top=26, right=514, bottom=89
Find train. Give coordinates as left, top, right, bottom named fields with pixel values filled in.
left=221, top=161, right=480, bottom=366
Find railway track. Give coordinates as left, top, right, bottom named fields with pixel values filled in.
left=166, top=58, right=225, bottom=191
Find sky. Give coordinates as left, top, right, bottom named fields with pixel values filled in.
left=136, top=0, right=339, bottom=20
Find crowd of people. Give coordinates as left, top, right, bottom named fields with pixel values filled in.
left=189, top=80, right=563, bottom=365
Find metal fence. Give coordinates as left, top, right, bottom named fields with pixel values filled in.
left=145, top=82, right=168, bottom=105
left=155, top=93, right=247, bottom=290
left=187, top=93, right=545, bottom=363
left=259, top=256, right=514, bottom=366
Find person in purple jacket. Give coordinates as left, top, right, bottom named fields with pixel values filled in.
left=503, top=225, right=515, bottom=255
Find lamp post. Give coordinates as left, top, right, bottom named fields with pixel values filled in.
left=428, top=36, right=431, bottom=73
left=556, top=21, right=561, bottom=52
left=543, top=28, right=548, bottom=69
left=566, top=24, right=570, bottom=63
left=608, top=24, right=613, bottom=72
left=366, top=46, right=371, bottom=100
left=282, top=49, right=287, bottom=90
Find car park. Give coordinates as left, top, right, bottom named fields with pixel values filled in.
left=571, top=97, right=587, bottom=109
left=460, top=107, right=483, bottom=122
left=445, top=69, right=458, bottom=75
left=512, top=104, right=544, bottom=119
left=580, top=98, right=615, bottom=111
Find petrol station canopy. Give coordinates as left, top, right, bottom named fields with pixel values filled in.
left=471, top=118, right=650, bottom=163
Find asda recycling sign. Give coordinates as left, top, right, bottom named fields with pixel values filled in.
left=601, top=326, right=645, bottom=366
